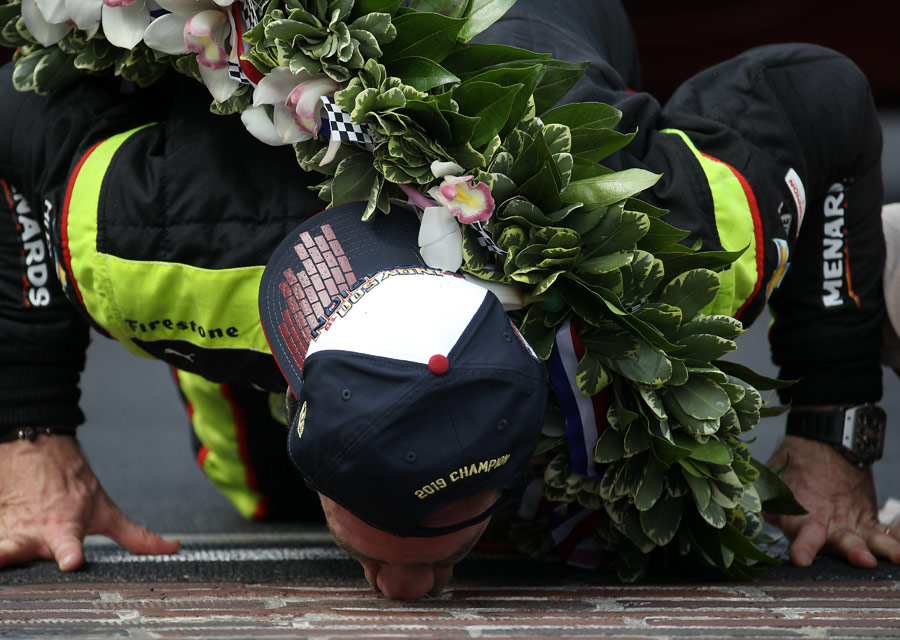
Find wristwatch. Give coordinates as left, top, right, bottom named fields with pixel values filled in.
left=786, top=404, right=887, bottom=467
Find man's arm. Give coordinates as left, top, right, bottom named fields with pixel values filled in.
left=766, top=435, right=900, bottom=568
left=0, top=435, right=179, bottom=571
left=0, top=63, right=179, bottom=570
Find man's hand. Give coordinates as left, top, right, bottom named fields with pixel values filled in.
left=766, top=435, right=900, bottom=568
left=0, top=434, right=180, bottom=571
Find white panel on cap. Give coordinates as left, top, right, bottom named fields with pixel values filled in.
left=306, top=271, right=488, bottom=364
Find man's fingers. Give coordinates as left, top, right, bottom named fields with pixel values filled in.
left=863, top=527, right=900, bottom=564
left=788, top=518, right=827, bottom=567
left=828, top=527, right=877, bottom=568
left=102, top=507, right=180, bottom=556
left=45, top=530, right=86, bottom=572
left=0, top=536, right=47, bottom=569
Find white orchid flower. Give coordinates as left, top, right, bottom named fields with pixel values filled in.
left=64, top=0, right=154, bottom=49
left=418, top=206, right=463, bottom=272
left=143, top=0, right=237, bottom=102
left=462, top=274, right=525, bottom=312
left=241, top=67, right=340, bottom=147
left=22, top=0, right=72, bottom=46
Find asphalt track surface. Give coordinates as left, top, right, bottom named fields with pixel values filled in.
left=2, top=113, right=900, bottom=639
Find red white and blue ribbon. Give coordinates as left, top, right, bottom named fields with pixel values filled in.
left=517, top=478, right=605, bottom=569
left=546, top=319, right=610, bottom=478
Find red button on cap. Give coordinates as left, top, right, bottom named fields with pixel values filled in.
left=428, top=354, right=450, bottom=375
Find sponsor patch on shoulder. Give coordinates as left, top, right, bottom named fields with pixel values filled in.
left=784, top=168, right=807, bottom=233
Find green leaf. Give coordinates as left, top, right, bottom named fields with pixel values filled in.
left=619, top=453, right=650, bottom=499
left=578, top=324, right=639, bottom=359
left=656, top=246, right=747, bottom=281
left=387, top=56, right=459, bottom=91
left=73, top=38, right=115, bottom=72
left=638, top=216, right=692, bottom=253
left=650, top=435, right=691, bottom=465
left=517, top=161, right=563, bottom=213
left=606, top=341, right=672, bottom=387
left=664, top=393, right=719, bottom=436
left=682, top=469, right=712, bottom=510
left=713, top=360, right=796, bottom=391
left=593, top=427, right=625, bottom=464
left=507, top=128, right=560, bottom=191
left=696, top=499, right=727, bottom=529
left=531, top=60, right=588, bottom=114
left=467, top=64, right=541, bottom=137
left=719, top=523, right=779, bottom=564
left=582, top=208, right=651, bottom=257
left=669, top=376, right=730, bottom=421
left=634, top=455, right=665, bottom=511
left=739, top=483, right=762, bottom=513
left=668, top=359, right=689, bottom=386
left=623, top=421, right=650, bottom=456
left=578, top=251, right=634, bottom=274
left=731, top=379, right=763, bottom=414
left=677, top=333, right=737, bottom=363
left=751, top=458, right=807, bottom=515
left=441, top=42, right=550, bottom=78
left=12, top=49, right=45, bottom=92
left=575, top=351, right=612, bottom=396
left=561, top=168, right=661, bottom=208
left=679, top=458, right=711, bottom=479
left=329, top=153, right=377, bottom=207
left=611, top=377, right=638, bottom=432
left=679, top=315, right=744, bottom=340
left=381, top=11, right=465, bottom=63
left=760, top=404, right=790, bottom=418
left=351, top=0, right=404, bottom=19
left=640, top=494, right=682, bottom=546
left=622, top=507, right=657, bottom=553
left=569, top=127, right=635, bottom=162
left=541, top=101, right=622, bottom=131
left=686, top=437, right=734, bottom=465
left=657, top=269, right=721, bottom=322
left=457, top=0, right=517, bottom=41
left=638, top=387, right=666, bottom=421
left=452, top=80, right=521, bottom=147
left=631, top=303, right=682, bottom=340
left=556, top=277, right=681, bottom=353
left=408, top=0, right=470, bottom=17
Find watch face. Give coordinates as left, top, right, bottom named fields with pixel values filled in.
left=849, top=405, right=886, bottom=462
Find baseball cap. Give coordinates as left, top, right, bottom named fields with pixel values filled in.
left=258, top=201, right=547, bottom=537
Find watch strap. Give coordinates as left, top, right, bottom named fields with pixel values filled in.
left=785, top=410, right=845, bottom=446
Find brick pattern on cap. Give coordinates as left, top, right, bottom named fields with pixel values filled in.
left=276, top=224, right=356, bottom=370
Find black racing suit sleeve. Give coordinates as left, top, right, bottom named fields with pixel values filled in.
left=0, top=63, right=161, bottom=432
left=479, top=0, right=884, bottom=406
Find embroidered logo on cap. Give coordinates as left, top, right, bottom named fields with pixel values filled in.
left=296, top=401, right=307, bottom=440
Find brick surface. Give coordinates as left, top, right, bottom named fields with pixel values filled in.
left=3, top=581, right=900, bottom=639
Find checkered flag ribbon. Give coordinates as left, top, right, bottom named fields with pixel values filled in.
left=470, top=221, right=507, bottom=255
left=227, top=0, right=262, bottom=85
left=227, top=62, right=248, bottom=85
left=320, top=96, right=375, bottom=151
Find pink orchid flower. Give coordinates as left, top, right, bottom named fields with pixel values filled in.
left=184, top=9, right=229, bottom=69
left=242, top=68, right=340, bottom=147
left=285, top=77, right=341, bottom=138
left=143, top=0, right=237, bottom=101
left=429, top=175, right=495, bottom=224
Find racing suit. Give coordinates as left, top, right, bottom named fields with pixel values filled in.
left=0, top=0, right=884, bottom=528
